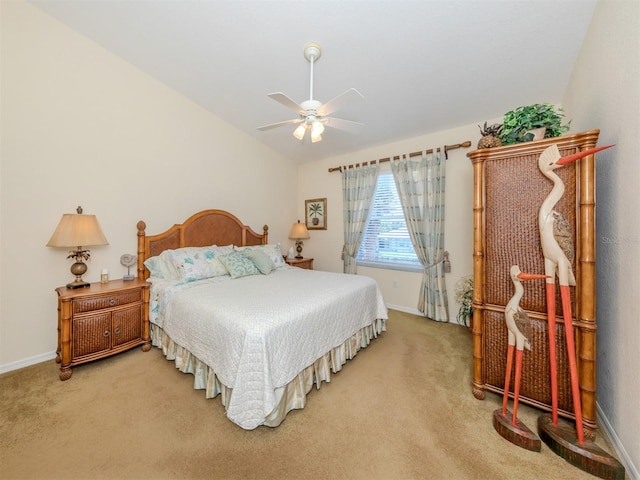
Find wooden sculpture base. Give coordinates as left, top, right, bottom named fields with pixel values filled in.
left=538, top=414, right=625, bottom=479
left=493, top=409, right=542, bottom=452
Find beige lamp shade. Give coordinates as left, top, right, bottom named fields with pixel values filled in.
left=289, top=220, right=309, bottom=259
left=47, top=211, right=109, bottom=248
left=288, top=221, right=310, bottom=240
left=47, top=207, right=109, bottom=289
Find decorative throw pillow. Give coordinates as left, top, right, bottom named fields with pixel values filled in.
left=241, top=249, right=275, bottom=275
left=235, top=243, right=285, bottom=268
left=219, top=251, right=260, bottom=279
left=166, top=246, right=229, bottom=282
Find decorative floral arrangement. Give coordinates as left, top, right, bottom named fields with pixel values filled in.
left=454, top=275, right=474, bottom=327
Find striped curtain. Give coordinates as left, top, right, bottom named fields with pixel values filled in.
left=390, top=150, right=449, bottom=321
left=341, top=163, right=379, bottom=274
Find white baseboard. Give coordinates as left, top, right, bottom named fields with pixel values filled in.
left=0, top=351, right=57, bottom=375
left=597, top=402, right=639, bottom=480
left=385, top=303, right=423, bottom=316
left=385, top=303, right=464, bottom=325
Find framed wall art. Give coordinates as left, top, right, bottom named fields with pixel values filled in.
left=305, top=198, right=327, bottom=230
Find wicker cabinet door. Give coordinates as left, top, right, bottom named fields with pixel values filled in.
left=112, top=304, right=143, bottom=348
left=72, top=312, right=111, bottom=359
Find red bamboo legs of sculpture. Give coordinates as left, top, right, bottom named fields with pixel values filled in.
left=545, top=282, right=584, bottom=440
left=536, top=144, right=624, bottom=479
left=493, top=266, right=547, bottom=451
left=537, top=144, right=612, bottom=442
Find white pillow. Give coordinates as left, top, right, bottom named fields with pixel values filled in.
left=144, top=253, right=179, bottom=280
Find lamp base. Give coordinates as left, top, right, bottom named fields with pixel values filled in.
left=66, top=279, right=90, bottom=289
left=67, top=260, right=90, bottom=289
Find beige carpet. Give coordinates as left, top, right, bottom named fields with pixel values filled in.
left=0, top=309, right=621, bottom=479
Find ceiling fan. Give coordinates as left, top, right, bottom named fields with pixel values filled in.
left=257, top=43, right=364, bottom=143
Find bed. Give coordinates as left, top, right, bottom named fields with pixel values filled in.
left=136, top=209, right=388, bottom=429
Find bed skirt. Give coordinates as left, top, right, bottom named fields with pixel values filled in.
left=149, top=318, right=386, bottom=428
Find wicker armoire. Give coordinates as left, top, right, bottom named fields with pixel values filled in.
left=468, top=129, right=602, bottom=438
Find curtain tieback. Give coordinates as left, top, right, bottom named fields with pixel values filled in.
left=424, top=259, right=443, bottom=272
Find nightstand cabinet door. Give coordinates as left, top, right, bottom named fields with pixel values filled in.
left=72, top=313, right=111, bottom=359
left=112, top=304, right=143, bottom=348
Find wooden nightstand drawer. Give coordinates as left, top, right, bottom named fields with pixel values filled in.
left=73, top=289, right=142, bottom=313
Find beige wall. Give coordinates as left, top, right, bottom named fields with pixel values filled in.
left=297, top=123, right=487, bottom=320
left=562, top=0, right=640, bottom=474
left=0, top=1, right=298, bottom=368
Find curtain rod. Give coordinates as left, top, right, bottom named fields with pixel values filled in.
left=327, top=140, right=472, bottom=173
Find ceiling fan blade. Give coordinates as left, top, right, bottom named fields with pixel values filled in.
left=317, top=88, right=364, bottom=117
left=267, top=92, right=305, bottom=115
left=257, top=118, right=303, bottom=131
left=323, top=117, right=364, bottom=133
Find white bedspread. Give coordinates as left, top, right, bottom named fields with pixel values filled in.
left=149, top=266, right=387, bottom=429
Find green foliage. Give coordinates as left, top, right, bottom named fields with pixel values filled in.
left=454, top=275, right=474, bottom=327
left=498, top=103, right=571, bottom=145
left=308, top=202, right=323, bottom=218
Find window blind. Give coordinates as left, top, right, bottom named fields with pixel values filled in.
left=356, top=172, right=421, bottom=271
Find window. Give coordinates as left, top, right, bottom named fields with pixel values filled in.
left=356, top=171, right=422, bottom=271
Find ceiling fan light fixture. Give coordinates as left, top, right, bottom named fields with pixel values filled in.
left=312, top=120, right=325, bottom=136
left=293, top=123, right=306, bottom=140
left=310, top=120, right=324, bottom=143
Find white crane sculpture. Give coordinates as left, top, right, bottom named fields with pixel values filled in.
left=501, top=265, right=549, bottom=427
left=537, top=143, right=612, bottom=444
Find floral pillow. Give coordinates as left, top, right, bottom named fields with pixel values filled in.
left=166, top=245, right=231, bottom=282
left=235, top=243, right=285, bottom=268
left=218, top=251, right=260, bottom=279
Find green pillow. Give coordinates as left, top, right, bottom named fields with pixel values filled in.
left=218, top=251, right=260, bottom=279
left=242, top=249, right=275, bottom=274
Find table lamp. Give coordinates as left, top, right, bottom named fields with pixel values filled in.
left=288, top=220, right=310, bottom=259
left=47, top=206, right=109, bottom=289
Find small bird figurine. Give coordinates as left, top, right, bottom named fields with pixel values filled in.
left=501, top=265, right=549, bottom=426
left=537, top=143, right=613, bottom=444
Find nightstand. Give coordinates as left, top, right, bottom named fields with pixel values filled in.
left=55, top=278, right=150, bottom=381
left=284, top=257, right=314, bottom=270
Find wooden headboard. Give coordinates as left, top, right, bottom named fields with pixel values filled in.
left=136, top=209, right=269, bottom=280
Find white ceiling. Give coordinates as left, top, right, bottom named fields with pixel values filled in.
left=29, top=0, right=597, bottom=163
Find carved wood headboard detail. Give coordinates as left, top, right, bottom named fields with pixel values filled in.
left=136, top=209, right=269, bottom=280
